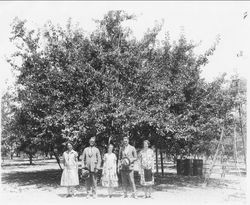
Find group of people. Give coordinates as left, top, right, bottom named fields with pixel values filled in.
left=60, top=136, right=155, bottom=199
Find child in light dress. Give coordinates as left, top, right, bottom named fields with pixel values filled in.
left=101, top=144, right=118, bottom=198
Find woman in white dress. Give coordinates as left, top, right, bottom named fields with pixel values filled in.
left=60, top=142, right=79, bottom=197
left=138, top=140, right=155, bottom=198
left=101, top=144, right=118, bottom=198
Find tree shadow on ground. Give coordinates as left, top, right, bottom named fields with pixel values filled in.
left=2, top=169, right=242, bottom=193
left=152, top=173, right=241, bottom=191
left=2, top=162, right=53, bottom=167
left=2, top=169, right=62, bottom=189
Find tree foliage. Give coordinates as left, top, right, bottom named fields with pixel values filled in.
left=2, top=11, right=246, bottom=163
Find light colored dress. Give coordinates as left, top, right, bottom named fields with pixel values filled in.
left=60, top=150, right=79, bottom=186
left=101, top=153, right=118, bottom=187
left=138, top=148, right=155, bottom=186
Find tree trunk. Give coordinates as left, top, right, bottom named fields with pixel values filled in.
left=173, top=155, right=177, bottom=164
left=16, top=152, right=20, bottom=157
left=44, top=150, right=48, bottom=158
left=53, top=151, right=62, bottom=170
left=29, top=153, right=33, bottom=165
left=160, top=150, right=164, bottom=176
left=49, top=152, right=53, bottom=159
left=155, top=148, right=159, bottom=174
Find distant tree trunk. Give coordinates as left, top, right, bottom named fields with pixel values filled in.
left=173, top=155, right=177, bottom=164
left=49, top=152, right=53, bottom=159
left=44, top=150, right=48, bottom=158
left=155, top=148, right=159, bottom=174
left=16, top=152, right=20, bottom=157
left=160, top=150, right=164, bottom=176
left=28, top=153, right=33, bottom=165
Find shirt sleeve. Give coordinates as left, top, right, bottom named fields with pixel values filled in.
left=96, top=148, right=101, bottom=169
left=103, top=153, right=107, bottom=162
left=118, top=148, right=122, bottom=160
left=82, top=149, right=86, bottom=167
left=151, top=149, right=155, bottom=171
left=132, top=147, right=137, bottom=161
left=74, top=151, right=78, bottom=162
left=75, top=151, right=78, bottom=157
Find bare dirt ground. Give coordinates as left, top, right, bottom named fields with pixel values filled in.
left=0, top=158, right=247, bottom=205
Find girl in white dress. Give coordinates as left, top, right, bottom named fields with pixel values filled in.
left=60, top=142, right=79, bottom=197
left=101, top=144, right=118, bottom=198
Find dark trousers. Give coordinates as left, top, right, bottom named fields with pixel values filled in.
left=86, top=172, right=97, bottom=194
left=121, top=170, right=136, bottom=195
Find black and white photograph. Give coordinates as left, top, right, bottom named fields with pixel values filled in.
left=0, top=1, right=249, bottom=205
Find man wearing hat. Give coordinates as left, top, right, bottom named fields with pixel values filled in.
left=81, top=137, right=101, bottom=198
left=118, top=136, right=138, bottom=198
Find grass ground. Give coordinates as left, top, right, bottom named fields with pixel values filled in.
left=0, top=158, right=247, bottom=205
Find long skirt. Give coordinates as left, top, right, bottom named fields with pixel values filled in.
left=61, top=167, right=79, bottom=186
left=140, top=168, right=154, bottom=186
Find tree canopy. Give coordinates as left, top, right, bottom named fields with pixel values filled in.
left=2, top=11, right=246, bottom=164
